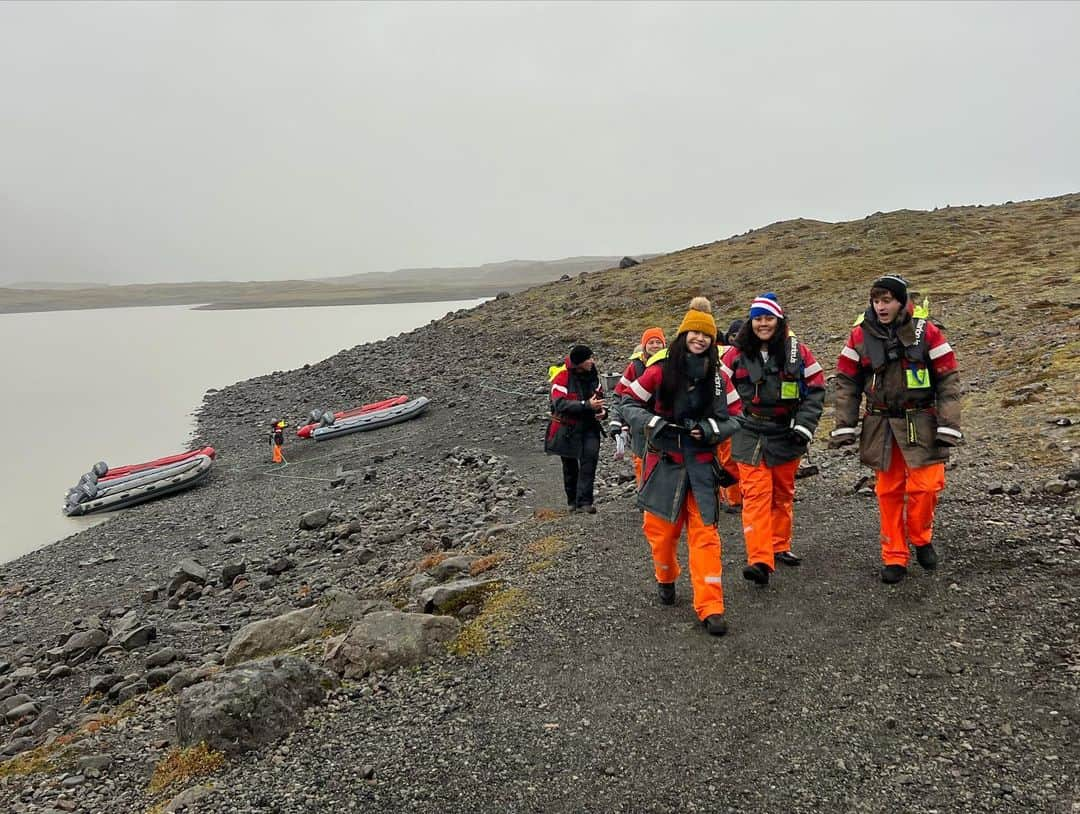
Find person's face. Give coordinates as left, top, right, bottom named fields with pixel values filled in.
left=685, top=331, right=712, bottom=354
left=644, top=337, right=665, bottom=356
left=873, top=293, right=903, bottom=324
left=576, top=357, right=595, bottom=371
left=752, top=316, right=778, bottom=342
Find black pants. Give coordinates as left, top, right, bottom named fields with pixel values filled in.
left=561, top=432, right=600, bottom=507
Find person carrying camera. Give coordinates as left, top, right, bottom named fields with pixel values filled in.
left=621, top=297, right=738, bottom=636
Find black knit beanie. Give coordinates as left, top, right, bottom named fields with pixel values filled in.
left=871, top=275, right=909, bottom=305
left=569, top=345, right=593, bottom=366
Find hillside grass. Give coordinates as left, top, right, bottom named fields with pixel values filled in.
left=467, top=194, right=1080, bottom=466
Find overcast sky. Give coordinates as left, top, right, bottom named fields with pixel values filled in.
left=1, top=1, right=1077, bottom=284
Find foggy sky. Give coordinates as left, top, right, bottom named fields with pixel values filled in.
left=2, top=1, right=1077, bottom=284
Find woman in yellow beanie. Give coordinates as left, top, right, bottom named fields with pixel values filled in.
left=620, top=298, right=739, bottom=636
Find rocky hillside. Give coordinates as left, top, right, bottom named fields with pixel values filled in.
left=0, top=195, right=1076, bottom=813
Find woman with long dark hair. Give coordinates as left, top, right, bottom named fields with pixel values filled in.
left=720, top=293, right=826, bottom=586
left=621, top=298, right=739, bottom=636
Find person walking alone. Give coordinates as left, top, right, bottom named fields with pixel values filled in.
left=829, top=275, right=962, bottom=584
left=545, top=345, right=605, bottom=513
left=720, top=293, right=826, bottom=586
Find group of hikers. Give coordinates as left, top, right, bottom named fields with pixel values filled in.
left=545, top=274, right=962, bottom=636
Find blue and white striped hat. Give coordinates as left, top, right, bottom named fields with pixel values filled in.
left=749, top=292, right=784, bottom=319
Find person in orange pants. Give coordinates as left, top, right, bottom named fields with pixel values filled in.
left=621, top=297, right=738, bottom=636
left=830, top=274, right=961, bottom=583
left=270, top=419, right=286, bottom=463
left=720, top=293, right=826, bottom=585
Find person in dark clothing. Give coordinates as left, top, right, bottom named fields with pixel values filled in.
left=545, top=345, right=605, bottom=512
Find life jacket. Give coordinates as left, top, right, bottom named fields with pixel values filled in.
left=861, top=316, right=934, bottom=403
left=726, top=332, right=808, bottom=419
left=645, top=347, right=669, bottom=367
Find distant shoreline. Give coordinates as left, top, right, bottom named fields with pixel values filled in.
left=0, top=284, right=515, bottom=315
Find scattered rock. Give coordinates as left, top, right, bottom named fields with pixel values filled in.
left=266, top=557, right=296, bottom=576
left=417, top=577, right=503, bottom=615
left=299, top=508, right=332, bottom=530
left=168, top=559, right=208, bottom=595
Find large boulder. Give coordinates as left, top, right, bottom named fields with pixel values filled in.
left=324, top=611, right=459, bottom=678
left=224, top=590, right=392, bottom=666
left=175, top=656, right=335, bottom=755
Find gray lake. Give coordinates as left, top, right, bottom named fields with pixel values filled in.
left=0, top=299, right=483, bottom=562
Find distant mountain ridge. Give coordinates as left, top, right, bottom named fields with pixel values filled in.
left=0, top=254, right=656, bottom=313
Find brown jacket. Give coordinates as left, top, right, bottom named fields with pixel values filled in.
left=832, top=308, right=962, bottom=470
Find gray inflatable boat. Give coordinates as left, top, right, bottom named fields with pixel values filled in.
left=310, top=396, right=430, bottom=442
left=64, top=453, right=214, bottom=516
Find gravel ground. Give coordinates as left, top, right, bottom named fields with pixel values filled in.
left=0, top=296, right=1077, bottom=813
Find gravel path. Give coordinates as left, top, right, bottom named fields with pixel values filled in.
left=0, top=298, right=1076, bottom=813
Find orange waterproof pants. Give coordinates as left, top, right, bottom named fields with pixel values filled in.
left=642, top=490, right=725, bottom=619
left=875, top=441, right=946, bottom=567
left=633, top=454, right=643, bottom=486
left=737, top=457, right=800, bottom=570
left=271, top=443, right=283, bottom=464
left=717, top=438, right=741, bottom=508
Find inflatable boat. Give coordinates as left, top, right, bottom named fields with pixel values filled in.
left=64, top=447, right=216, bottom=516
left=296, top=395, right=409, bottom=438
left=310, top=396, right=430, bottom=442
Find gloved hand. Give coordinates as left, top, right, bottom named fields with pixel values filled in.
left=693, top=421, right=718, bottom=445
left=608, top=421, right=623, bottom=439
left=614, top=431, right=627, bottom=460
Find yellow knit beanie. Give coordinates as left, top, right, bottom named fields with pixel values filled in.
left=676, top=296, right=717, bottom=340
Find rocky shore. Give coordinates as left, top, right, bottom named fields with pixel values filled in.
left=1, top=199, right=1078, bottom=812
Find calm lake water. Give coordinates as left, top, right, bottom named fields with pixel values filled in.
left=0, top=299, right=483, bottom=563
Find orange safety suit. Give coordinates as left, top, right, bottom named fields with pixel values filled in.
left=736, top=457, right=799, bottom=569
left=875, top=439, right=946, bottom=566
left=642, top=490, right=725, bottom=619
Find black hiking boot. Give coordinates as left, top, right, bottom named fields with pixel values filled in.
left=703, top=614, right=728, bottom=636
left=657, top=582, right=676, bottom=606
left=914, top=544, right=938, bottom=570
left=579, top=504, right=597, bottom=514
left=742, top=562, right=770, bottom=585
left=776, top=551, right=802, bottom=567
left=881, top=564, right=907, bottom=584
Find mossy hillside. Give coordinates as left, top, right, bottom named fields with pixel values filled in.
left=459, top=194, right=1080, bottom=466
